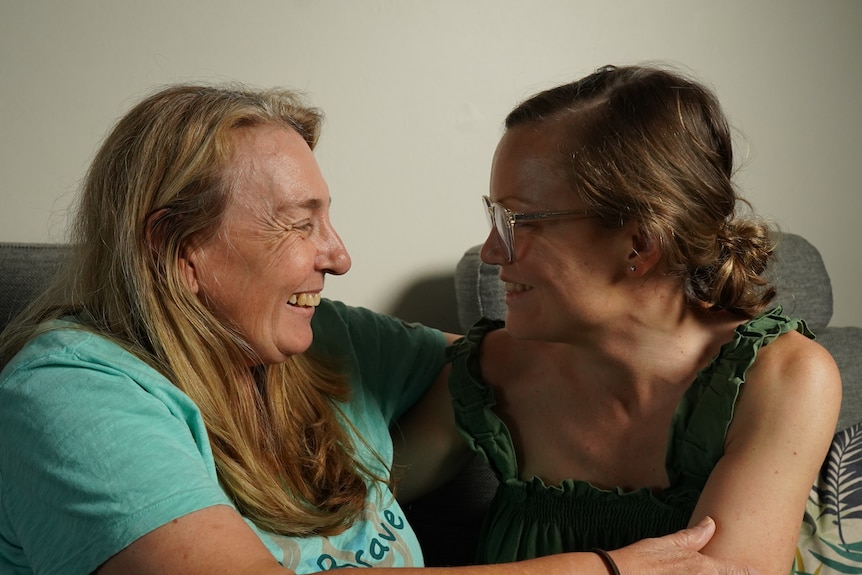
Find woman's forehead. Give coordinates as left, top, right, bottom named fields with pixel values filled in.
left=226, top=125, right=329, bottom=211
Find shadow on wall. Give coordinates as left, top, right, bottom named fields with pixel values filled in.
left=387, top=272, right=461, bottom=334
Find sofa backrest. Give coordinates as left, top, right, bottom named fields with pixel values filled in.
left=0, top=243, right=71, bottom=333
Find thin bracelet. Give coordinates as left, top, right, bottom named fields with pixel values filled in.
left=591, top=548, right=621, bottom=575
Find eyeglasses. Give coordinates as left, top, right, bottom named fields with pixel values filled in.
left=482, top=195, right=592, bottom=262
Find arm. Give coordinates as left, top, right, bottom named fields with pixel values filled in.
left=689, top=332, right=842, bottom=575
left=97, top=508, right=758, bottom=575
left=391, top=332, right=474, bottom=504
left=95, top=506, right=293, bottom=575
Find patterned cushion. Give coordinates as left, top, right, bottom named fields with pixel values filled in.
left=794, top=422, right=862, bottom=574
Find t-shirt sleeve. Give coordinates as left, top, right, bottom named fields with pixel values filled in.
left=311, top=300, right=449, bottom=423
left=0, top=339, right=233, bottom=575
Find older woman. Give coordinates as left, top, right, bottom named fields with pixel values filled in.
left=0, top=83, right=755, bottom=575
left=396, top=65, right=841, bottom=575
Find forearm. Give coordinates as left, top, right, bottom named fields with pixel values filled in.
left=344, top=552, right=607, bottom=575
left=355, top=518, right=755, bottom=575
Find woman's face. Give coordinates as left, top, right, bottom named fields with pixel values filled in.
left=181, top=124, right=351, bottom=364
left=481, top=124, right=632, bottom=342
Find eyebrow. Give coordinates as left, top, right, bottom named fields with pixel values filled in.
left=298, top=198, right=324, bottom=210
left=273, top=197, right=327, bottom=214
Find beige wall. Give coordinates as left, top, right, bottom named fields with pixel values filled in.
left=1, top=0, right=859, bottom=326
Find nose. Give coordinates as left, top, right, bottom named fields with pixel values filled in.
left=317, top=219, right=352, bottom=276
left=480, top=226, right=507, bottom=265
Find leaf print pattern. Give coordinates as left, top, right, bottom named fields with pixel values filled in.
left=793, top=422, right=862, bottom=575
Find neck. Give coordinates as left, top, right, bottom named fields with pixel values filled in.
left=544, top=292, right=743, bottom=411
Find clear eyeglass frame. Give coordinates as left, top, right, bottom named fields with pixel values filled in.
left=482, top=195, right=592, bottom=262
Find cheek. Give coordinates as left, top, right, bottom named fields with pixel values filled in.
left=270, top=247, right=318, bottom=288
left=193, top=254, right=261, bottom=318
left=531, top=244, right=574, bottom=278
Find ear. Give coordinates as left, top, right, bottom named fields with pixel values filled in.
left=177, top=247, right=201, bottom=295
left=626, top=223, right=662, bottom=276
left=146, top=209, right=201, bottom=295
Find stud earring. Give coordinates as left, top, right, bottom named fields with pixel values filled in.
left=629, top=248, right=639, bottom=272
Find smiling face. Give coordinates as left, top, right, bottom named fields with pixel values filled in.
left=481, top=124, right=633, bottom=342
left=180, top=124, right=351, bottom=364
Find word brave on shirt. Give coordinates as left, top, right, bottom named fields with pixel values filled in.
left=316, top=509, right=408, bottom=569
left=274, top=500, right=416, bottom=572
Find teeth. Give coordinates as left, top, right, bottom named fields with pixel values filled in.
left=288, top=293, right=321, bottom=307
left=504, top=282, right=531, bottom=293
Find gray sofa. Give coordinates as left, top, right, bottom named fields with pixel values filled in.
left=0, top=243, right=69, bottom=335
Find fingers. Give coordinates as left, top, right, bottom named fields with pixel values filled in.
left=612, top=517, right=760, bottom=575
left=668, top=516, right=716, bottom=551
left=661, top=518, right=765, bottom=575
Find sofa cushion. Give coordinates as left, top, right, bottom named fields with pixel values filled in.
left=0, top=243, right=70, bottom=332
left=817, top=327, right=862, bottom=431
left=769, top=233, right=833, bottom=331
left=794, top=421, right=862, bottom=574
left=453, top=246, right=504, bottom=331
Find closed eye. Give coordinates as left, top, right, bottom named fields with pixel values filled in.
left=289, top=221, right=314, bottom=234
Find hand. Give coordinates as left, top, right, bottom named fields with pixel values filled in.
left=608, top=517, right=760, bottom=575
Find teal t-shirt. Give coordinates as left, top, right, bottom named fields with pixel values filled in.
left=0, top=299, right=447, bottom=575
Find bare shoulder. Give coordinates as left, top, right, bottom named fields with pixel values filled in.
left=751, top=329, right=841, bottom=396
left=734, top=329, right=841, bottom=438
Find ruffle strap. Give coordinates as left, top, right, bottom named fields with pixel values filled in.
left=667, top=306, right=813, bottom=490
left=447, top=318, right=519, bottom=482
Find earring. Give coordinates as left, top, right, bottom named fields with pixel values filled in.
left=629, top=265, right=637, bottom=272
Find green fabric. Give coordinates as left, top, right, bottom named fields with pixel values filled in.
left=448, top=306, right=811, bottom=563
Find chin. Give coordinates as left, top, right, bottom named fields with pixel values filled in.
left=252, top=334, right=313, bottom=365
left=279, top=338, right=313, bottom=358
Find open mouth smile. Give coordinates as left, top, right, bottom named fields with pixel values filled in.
left=288, top=292, right=321, bottom=307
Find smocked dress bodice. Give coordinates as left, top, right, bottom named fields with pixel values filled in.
left=447, top=307, right=810, bottom=563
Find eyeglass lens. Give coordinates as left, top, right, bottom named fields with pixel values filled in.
left=484, top=198, right=514, bottom=261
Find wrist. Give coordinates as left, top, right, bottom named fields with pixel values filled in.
left=591, top=548, right=621, bottom=575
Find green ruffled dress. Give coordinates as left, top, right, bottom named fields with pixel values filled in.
left=447, top=307, right=811, bottom=563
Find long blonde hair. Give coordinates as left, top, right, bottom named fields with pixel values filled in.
left=1, top=84, right=375, bottom=536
